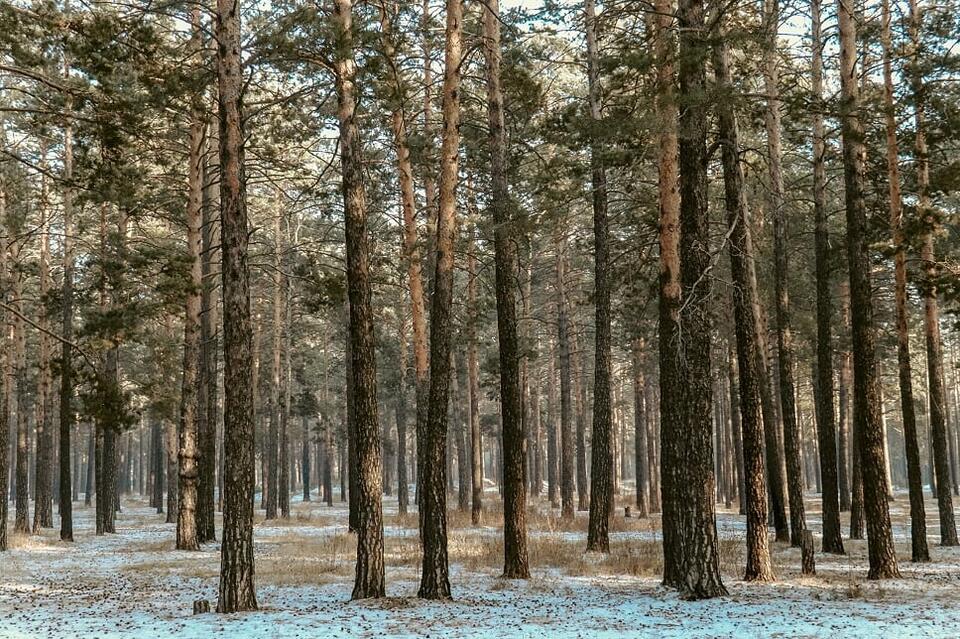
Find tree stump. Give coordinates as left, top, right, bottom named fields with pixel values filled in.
left=625, top=506, right=632, bottom=518
left=801, top=530, right=816, bottom=576
left=193, top=599, right=211, bottom=615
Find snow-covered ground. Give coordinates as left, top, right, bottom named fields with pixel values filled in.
left=3, top=491, right=960, bottom=638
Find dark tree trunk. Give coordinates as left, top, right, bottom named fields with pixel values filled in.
left=334, top=0, right=386, bottom=600
left=484, top=0, right=529, bottom=579
left=0, top=205, right=9, bottom=552
left=557, top=248, right=575, bottom=520
left=764, top=0, right=806, bottom=549
left=215, top=0, right=258, bottom=611
left=59, top=113, right=75, bottom=542
left=836, top=0, right=900, bottom=579
left=632, top=340, right=648, bottom=518
left=727, top=343, right=746, bottom=515
left=811, top=0, right=845, bottom=556
left=585, top=0, right=613, bottom=554
left=910, top=0, right=958, bottom=548
left=838, top=303, right=852, bottom=512
left=418, top=0, right=462, bottom=600
left=713, top=38, right=774, bottom=582
left=467, top=227, right=482, bottom=524
left=659, top=0, right=727, bottom=599
left=546, top=338, right=559, bottom=509
left=302, top=415, right=311, bottom=502
left=880, top=0, right=926, bottom=561
left=571, top=323, right=589, bottom=511
left=13, top=265, right=29, bottom=535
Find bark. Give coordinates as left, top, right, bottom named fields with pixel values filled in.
left=33, top=149, right=54, bottom=532
left=570, top=320, right=589, bottom=510
left=418, top=0, right=462, bottom=600
left=557, top=245, right=575, bottom=520
left=632, top=340, right=648, bottom=518
left=215, top=0, right=258, bottom=611
left=659, top=0, right=727, bottom=599
left=396, top=319, right=410, bottom=515
left=334, top=0, right=386, bottom=599
left=164, top=418, right=177, bottom=526
left=483, top=0, right=529, bottom=578
left=177, top=10, right=204, bottom=551
left=546, top=337, right=559, bottom=508
left=0, top=183, right=9, bottom=552
left=727, top=342, right=746, bottom=515
left=838, top=294, right=852, bottom=512
left=836, top=0, right=900, bottom=578
left=452, top=351, right=470, bottom=512
left=198, top=120, right=220, bottom=544
left=882, top=0, right=926, bottom=561
left=910, top=0, right=958, bottom=547
left=585, top=0, right=613, bottom=554
left=467, top=225, right=482, bottom=524
left=713, top=38, right=774, bottom=582
left=280, top=293, right=292, bottom=518
left=265, top=200, right=282, bottom=522
left=763, top=0, right=805, bottom=547
left=59, top=109, right=75, bottom=542
left=380, top=0, right=428, bottom=521
left=811, top=0, right=845, bottom=556
left=13, top=240, right=28, bottom=535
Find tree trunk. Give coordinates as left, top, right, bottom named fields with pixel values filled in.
left=585, top=0, right=613, bottom=554
left=557, top=245, right=575, bottom=520
left=13, top=239, right=29, bottom=535
left=418, top=0, right=462, bottom=600
left=33, top=148, right=54, bottom=533
left=467, top=225, right=483, bottom=524
left=59, top=108, right=75, bottom=542
left=0, top=184, right=9, bottom=551
left=881, top=0, right=927, bottom=561
left=198, top=117, right=220, bottom=544
left=215, top=0, right=258, bottom=611
left=334, top=0, right=386, bottom=600
left=396, top=319, right=410, bottom=515
left=836, top=0, right=900, bottom=578
left=632, top=340, right=648, bottom=518
left=910, top=0, right=958, bottom=548
left=380, top=0, right=428, bottom=522
left=764, top=0, right=805, bottom=548
left=811, top=0, right=846, bottom=556
left=659, top=0, right=727, bottom=599
left=177, top=10, right=204, bottom=550
left=483, top=0, right=528, bottom=579
left=570, top=320, right=589, bottom=511
left=727, top=342, right=746, bottom=515
left=713, top=37, right=774, bottom=582
left=265, top=198, right=283, bottom=522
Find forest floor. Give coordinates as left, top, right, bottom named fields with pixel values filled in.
left=2, top=489, right=960, bottom=638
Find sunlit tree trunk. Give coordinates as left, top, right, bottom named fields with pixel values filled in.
left=836, top=0, right=900, bottom=578
left=177, top=8, right=205, bottom=551
left=215, top=0, right=258, bottom=612
left=713, top=37, right=774, bottom=582
left=418, top=0, right=462, bottom=600
left=659, top=0, right=726, bottom=599
left=881, top=0, right=927, bottom=561
left=333, top=0, right=386, bottom=599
